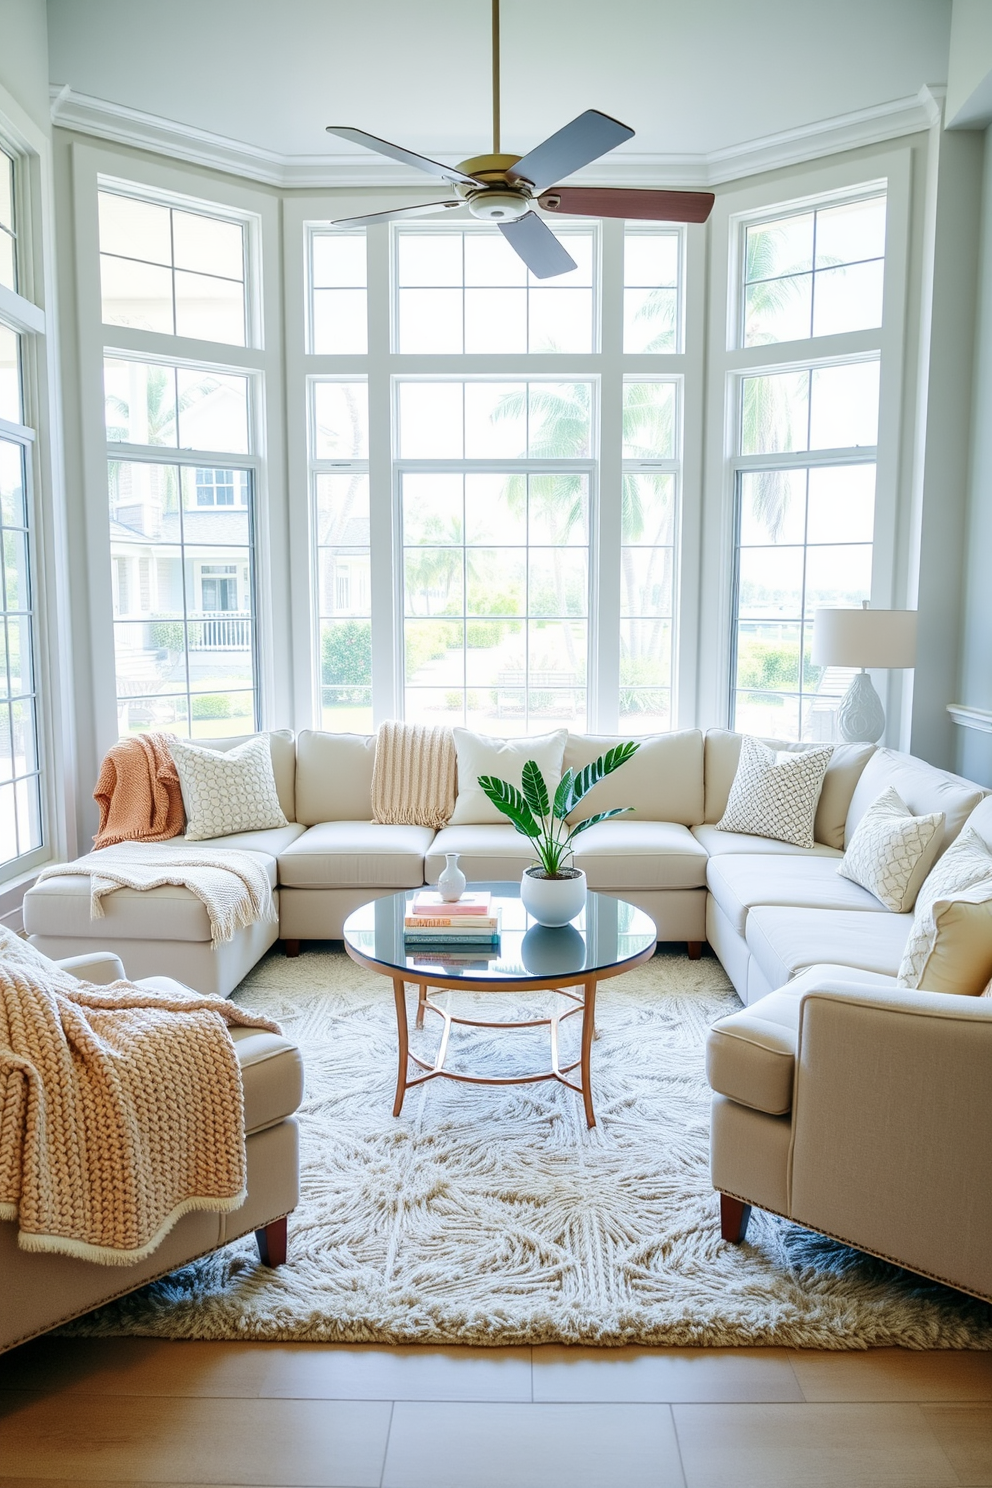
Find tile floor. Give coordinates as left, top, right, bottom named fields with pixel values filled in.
left=1, top=1338, right=991, bottom=1487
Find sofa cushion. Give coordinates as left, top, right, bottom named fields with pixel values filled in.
left=570, top=820, right=708, bottom=889
left=450, top=728, right=567, bottom=825
left=745, top=906, right=912, bottom=991
left=845, top=748, right=985, bottom=857
left=897, top=828, right=992, bottom=995
left=171, top=824, right=305, bottom=857
left=193, top=728, right=296, bottom=823
left=277, top=822, right=434, bottom=888
left=706, top=990, right=801, bottom=1115
left=703, top=731, right=874, bottom=848
left=171, top=735, right=288, bottom=841
left=426, top=824, right=537, bottom=883
left=23, top=874, right=258, bottom=943
left=693, top=824, right=843, bottom=859
left=563, top=730, right=704, bottom=827
left=294, top=731, right=376, bottom=826
left=716, top=736, right=831, bottom=849
left=706, top=854, right=889, bottom=937
left=837, top=786, right=943, bottom=912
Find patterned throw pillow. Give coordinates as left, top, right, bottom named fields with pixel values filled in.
left=715, top=736, right=832, bottom=849
left=897, top=828, right=992, bottom=994
left=838, top=786, right=944, bottom=912
left=170, top=735, right=288, bottom=842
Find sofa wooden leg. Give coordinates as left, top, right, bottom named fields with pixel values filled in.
left=255, top=1216, right=288, bottom=1267
left=720, top=1193, right=752, bottom=1243
left=283, top=939, right=301, bottom=958
left=687, top=940, right=703, bottom=960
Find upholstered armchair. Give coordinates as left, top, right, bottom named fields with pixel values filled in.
left=1, top=951, right=303, bottom=1353
left=707, top=963, right=992, bottom=1303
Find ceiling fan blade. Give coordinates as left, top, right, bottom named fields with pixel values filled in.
left=331, top=200, right=464, bottom=229
left=498, top=212, right=577, bottom=280
left=325, top=126, right=481, bottom=187
left=507, top=109, right=634, bottom=194
left=539, top=186, right=715, bottom=224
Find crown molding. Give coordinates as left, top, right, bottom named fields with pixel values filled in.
left=50, top=85, right=938, bottom=192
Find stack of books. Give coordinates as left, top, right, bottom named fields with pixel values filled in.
left=403, top=890, right=501, bottom=949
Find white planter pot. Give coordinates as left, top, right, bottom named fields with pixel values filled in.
left=519, top=867, right=587, bottom=928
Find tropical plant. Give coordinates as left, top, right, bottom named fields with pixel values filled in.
left=477, top=742, right=639, bottom=878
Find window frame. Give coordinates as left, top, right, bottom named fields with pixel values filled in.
left=70, top=143, right=289, bottom=780
left=0, top=89, right=69, bottom=890
left=288, top=206, right=700, bottom=736
left=698, top=147, right=912, bottom=741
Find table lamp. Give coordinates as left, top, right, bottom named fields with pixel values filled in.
left=811, top=603, right=917, bottom=743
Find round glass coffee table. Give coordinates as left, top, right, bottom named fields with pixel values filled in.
left=343, top=881, right=656, bottom=1127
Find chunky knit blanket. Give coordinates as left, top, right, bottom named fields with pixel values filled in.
left=93, top=733, right=185, bottom=848
left=0, top=930, right=280, bottom=1264
left=371, top=721, right=456, bottom=831
left=35, top=842, right=277, bottom=946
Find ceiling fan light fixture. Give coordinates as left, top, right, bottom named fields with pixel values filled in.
left=466, top=189, right=531, bottom=221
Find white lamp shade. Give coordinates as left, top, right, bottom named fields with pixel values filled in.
left=811, top=608, right=917, bottom=669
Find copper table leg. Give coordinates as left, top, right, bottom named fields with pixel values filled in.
left=580, top=975, right=598, bottom=1128
left=391, top=975, right=410, bottom=1117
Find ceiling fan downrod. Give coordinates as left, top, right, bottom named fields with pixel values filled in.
left=492, top=0, right=501, bottom=156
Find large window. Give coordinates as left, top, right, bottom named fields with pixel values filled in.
left=0, top=144, right=44, bottom=872
left=98, top=183, right=260, bottom=739
left=729, top=189, right=886, bottom=740
left=99, top=189, right=247, bottom=346
left=308, top=219, right=685, bottom=734
left=104, top=355, right=257, bottom=737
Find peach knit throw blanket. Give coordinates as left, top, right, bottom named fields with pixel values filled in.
left=0, top=931, right=280, bottom=1265
left=93, top=732, right=185, bottom=848
left=371, top=721, right=456, bottom=831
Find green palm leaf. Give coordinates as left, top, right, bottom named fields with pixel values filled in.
left=520, top=759, right=550, bottom=819
left=563, top=742, right=640, bottom=813
left=565, top=806, right=634, bottom=841
left=552, top=769, right=575, bottom=821
left=476, top=776, right=541, bottom=839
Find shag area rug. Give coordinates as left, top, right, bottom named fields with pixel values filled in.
left=65, top=947, right=992, bottom=1348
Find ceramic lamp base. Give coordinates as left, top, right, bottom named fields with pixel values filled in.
left=838, top=669, right=886, bottom=743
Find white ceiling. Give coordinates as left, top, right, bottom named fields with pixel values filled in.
left=47, top=0, right=951, bottom=168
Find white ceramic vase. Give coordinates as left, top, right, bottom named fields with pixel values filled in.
left=437, top=852, right=467, bottom=901
left=519, top=866, right=587, bottom=927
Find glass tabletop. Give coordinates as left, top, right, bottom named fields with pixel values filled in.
left=343, top=881, right=657, bottom=983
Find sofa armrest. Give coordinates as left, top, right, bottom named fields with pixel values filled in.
left=55, top=951, right=127, bottom=984
left=790, top=981, right=992, bottom=1299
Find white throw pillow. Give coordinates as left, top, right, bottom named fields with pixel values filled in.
left=449, top=728, right=568, bottom=826
left=715, top=735, right=831, bottom=849
left=171, top=734, right=288, bottom=842
left=897, top=828, right=992, bottom=994
left=837, top=786, right=944, bottom=913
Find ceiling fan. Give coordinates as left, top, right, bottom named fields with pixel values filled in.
left=325, top=0, right=714, bottom=279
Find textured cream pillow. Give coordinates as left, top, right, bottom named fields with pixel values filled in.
left=897, top=828, right=992, bottom=995
left=449, top=728, right=567, bottom=825
left=171, top=734, right=288, bottom=842
left=838, top=786, right=944, bottom=912
left=715, top=736, right=831, bottom=849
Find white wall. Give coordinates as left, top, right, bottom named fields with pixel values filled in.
left=953, top=124, right=992, bottom=785
left=0, top=0, right=49, bottom=132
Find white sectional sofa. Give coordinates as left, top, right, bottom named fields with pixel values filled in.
left=21, top=723, right=991, bottom=1002
left=21, top=721, right=992, bottom=1300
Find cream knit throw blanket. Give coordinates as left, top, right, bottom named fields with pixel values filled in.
left=371, top=721, right=456, bottom=831
left=36, top=842, right=277, bottom=946
left=0, top=930, right=280, bottom=1264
